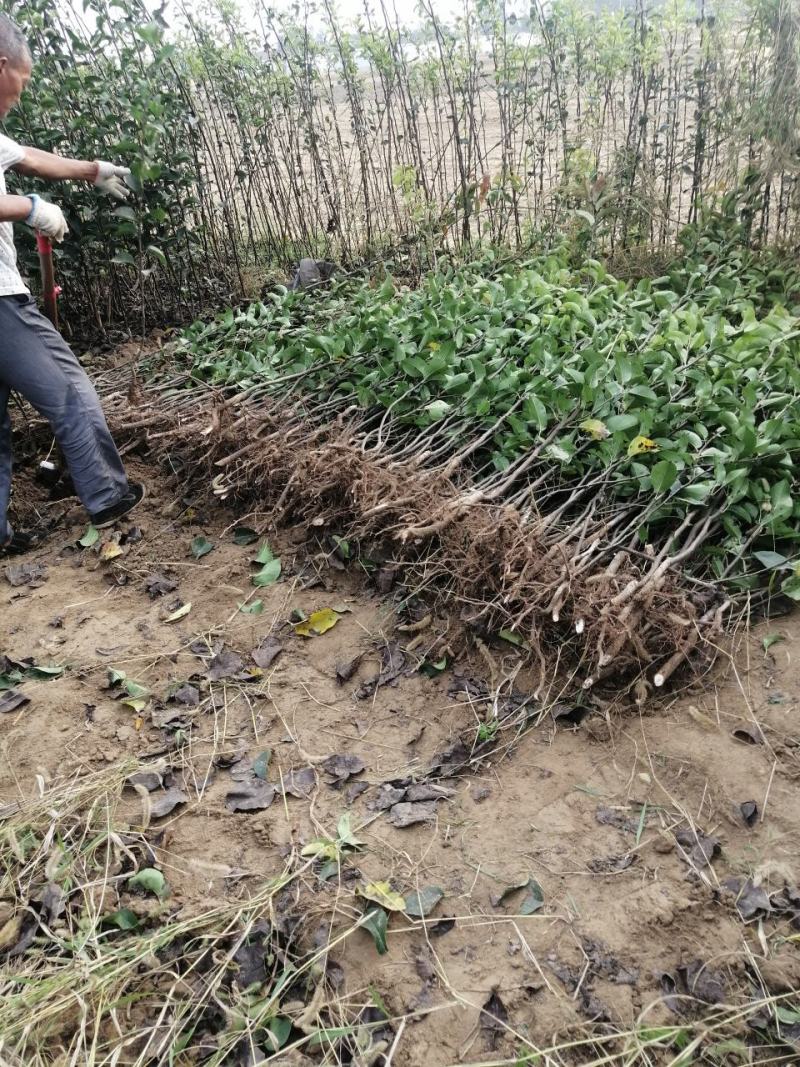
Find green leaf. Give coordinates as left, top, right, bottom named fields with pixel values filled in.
left=111, top=251, right=136, bottom=266
left=253, top=541, right=275, bottom=565
left=27, top=664, right=64, bottom=680
left=252, top=750, right=272, bottom=780
left=425, top=399, right=451, bottom=421
left=252, top=559, right=282, bottom=587
left=419, top=656, right=448, bottom=678
left=79, top=524, right=99, bottom=547
left=495, top=875, right=544, bottom=915
left=233, top=526, right=259, bottom=546
left=336, top=812, right=364, bottom=849
left=190, top=535, right=214, bottom=559
left=112, top=206, right=137, bottom=222
left=123, top=679, right=149, bottom=699
left=605, top=414, right=639, bottom=432
left=238, top=599, right=264, bottom=614
left=404, top=885, right=444, bottom=918
left=781, top=574, right=800, bottom=601
left=753, top=550, right=788, bottom=570
left=762, top=633, right=785, bottom=652
left=360, top=906, right=388, bottom=954
left=127, top=867, right=168, bottom=899
left=107, top=668, right=126, bottom=687
left=498, top=628, right=528, bottom=649
left=146, top=244, right=167, bottom=267
left=266, top=1016, right=292, bottom=1051
left=650, top=460, right=677, bottom=493
left=102, top=908, right=140, bottom=931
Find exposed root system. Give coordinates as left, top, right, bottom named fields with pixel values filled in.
left=101, top=372, right=727, bottom=694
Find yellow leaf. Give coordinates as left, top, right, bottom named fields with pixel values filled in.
left=580, top=418, right=609, bottom=441
left=295, top=608, right=340, bottom=638
left=164, top=602, right=192, bottom=623
left=359, top=881, right=407, bottom=912
left=134, top=716, right=144, bottom=731
left=428, top=341, right=440, bottom=351
left=99, top=541, right=124, bottom=561
left=301, top=838, right=339, bottom=861
left=627, top=435, right=658, bottom=457
left=122, top=697, right=148, bottom=714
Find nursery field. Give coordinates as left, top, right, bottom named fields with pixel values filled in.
left=1, top=231, right=800, bottom=1065
left=2, top=0, right=800, bottom=1061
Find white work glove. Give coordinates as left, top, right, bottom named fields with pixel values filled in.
left=93, top=160, right=131, bottom=200
left=25, top=195, right=69, bottom=242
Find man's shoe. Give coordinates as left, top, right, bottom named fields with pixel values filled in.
left=91, top=482, right=146, bottom=529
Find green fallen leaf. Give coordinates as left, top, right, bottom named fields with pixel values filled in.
left=419, top=656, right=448, bottom=678
left=498, top=628, right=527, bottom=648
left=495, top=875, right=544, bottom=915
left=404, top=885, right=444, bottom=918
left=252, top=749, right=272, bottom=780
left=318, top=860, right=339, bottom=881
left=190, top=535, right=214, bottom=559
left=102, top=908, right=140, bottom=931
left=253, top=559, right=282, bottom=587
left=762, top=633, right=785, bottom=653
left=127, top=867, right=168, bottom=899
left=295, top=608, right=339, bottom=637
left=26, top=664, right=64, bottom=680
left=79, top=524, right=99, bottom=548
left=238, top=599, right=264, bottom=614
left=107, top=668, right=126, bottom=687
left=123, top=679, right=149, bottom=699
left=254, top=541, right=275, bottom=565
left=336, top=812, right=364, bottom=849
left=332, top=535, right=350, bottom=559
left=233, top=526, right=259, bottom=546
left=360, top=906, right=388, bottom=954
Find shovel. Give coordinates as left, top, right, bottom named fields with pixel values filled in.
left=36, top=232, right=60, bottom=328
left=34, top=232, right=62, bottom=487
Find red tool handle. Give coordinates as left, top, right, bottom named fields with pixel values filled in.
left=36, top=232, right=61, bottom=328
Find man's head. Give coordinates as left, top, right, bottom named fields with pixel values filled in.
left=0, top=14, right=31, bottom=119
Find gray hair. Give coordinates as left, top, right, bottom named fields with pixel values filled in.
left=0, top=14, right=31, bottom=67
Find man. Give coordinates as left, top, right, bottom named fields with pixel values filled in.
left=0, top=12, right=143, bottom=556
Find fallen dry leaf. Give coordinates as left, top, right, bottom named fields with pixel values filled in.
left=251, top=637, right=283, bottom=670
left=280, top=767, right=316, bottom=798
left=321, top=754, right=365, bottom=784
left=386, top=801, right=437, bottom=828
left=149, top=787, right=188, bottom=819
left=225, top=782, right=276, bottom=813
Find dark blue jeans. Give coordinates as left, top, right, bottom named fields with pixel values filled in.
left=0, top=294, right=129, bottom=539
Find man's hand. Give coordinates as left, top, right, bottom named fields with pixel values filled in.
left=94, top=161, right=131, bottom=200
left=25, top=195, right=68, bottom=242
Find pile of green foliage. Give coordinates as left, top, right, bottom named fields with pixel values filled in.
left=178, top=243, right=800, bottom=599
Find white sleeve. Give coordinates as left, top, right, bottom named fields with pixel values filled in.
left=0, top=132, right=24, bottom=173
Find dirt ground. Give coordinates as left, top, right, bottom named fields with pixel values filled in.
left=2, top=456, right=800, bottom=1065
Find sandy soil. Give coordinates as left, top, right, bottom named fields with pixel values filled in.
left=2, top=456, right=799, bottom=1065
